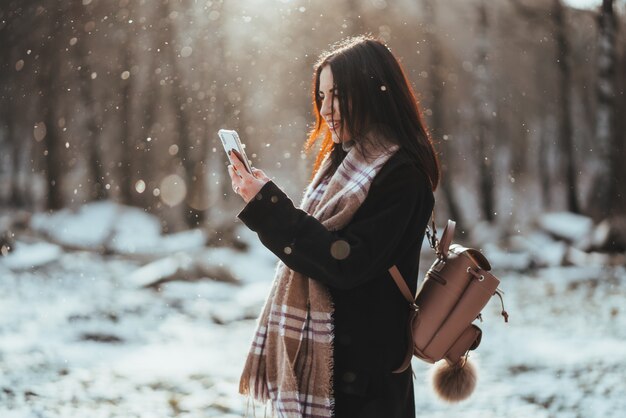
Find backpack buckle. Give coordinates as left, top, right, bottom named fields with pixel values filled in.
left=433, top=258, right=446, bottom=272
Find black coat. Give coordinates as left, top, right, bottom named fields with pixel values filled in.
left=237, top=149, right=435, bottom=418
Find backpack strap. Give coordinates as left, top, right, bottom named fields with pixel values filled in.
left=389, top=218, right=456, bottom=301
left=388, top=264, right=422, bottom=374
left=437, top=220, right=456, bottom=259
left=388, top=265, right=415, bottom=304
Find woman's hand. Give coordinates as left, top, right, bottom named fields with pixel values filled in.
left=228, top=151, right=271, bottom=203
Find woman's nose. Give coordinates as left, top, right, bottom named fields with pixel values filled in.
left=320, top=96, right=331, bottom=118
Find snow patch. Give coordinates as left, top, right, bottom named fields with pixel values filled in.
left=0, top=241, right=62, bottom=270
left=538, top=212, right=594, bottom=243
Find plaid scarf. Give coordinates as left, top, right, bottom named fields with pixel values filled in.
left=239, top=139, right=400, bottom=418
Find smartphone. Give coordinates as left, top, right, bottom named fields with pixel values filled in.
left=218, top=129, right=253, bottom=175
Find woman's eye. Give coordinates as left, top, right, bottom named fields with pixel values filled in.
left=318, top=90, right=340, bottom=99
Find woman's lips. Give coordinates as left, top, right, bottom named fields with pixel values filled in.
left=327, top=121, right=340, bottom=130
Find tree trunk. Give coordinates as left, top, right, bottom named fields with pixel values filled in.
left=0, top=24, right=23, bottom=207
left=71, top=1, right=107, bottom=201
left=198, top=6, right=230, bottom=208
left=0, top=10, right=11, bottom=206
left=421, top=0, right=463, bottom=228
left=553, top=0, right=579, bottom=213
left=538, top=118, right=552, bottom=209
left=38, top=5, right=64, bottom=211
left=133, top=35, right=161, bottom=210
left=612, top=7, right=626, bottom=217
left=587, top=0, right=618, bottom=219
left=118, top=45, right=134, bottom=204
left=474, top=1, right=496, bottom=222
left=6, top=99, right=24, bottom=207
left=162, top=0, right=205, bottom=227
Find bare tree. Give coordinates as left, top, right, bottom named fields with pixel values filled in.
left=118, top=44, right=135, bottom=204
left=1, top=1, right=40, bottom=208
left=131, top=6, right=166, bottom=211
left=538, top=115, right=556, bottom=209
left=212, top=31, right=234, bottom=207
left=473, top=0, right=496, bottom=222
left=0, top=7, right=17, bottom=206
left=421, top=0, right=464, bottom=228
left=37, top=5, right=65, bottom=210
left=70, top=1, right=107, bottom=201
left=608, top=1, right=626, bottom=217
left=552, top=0, right=580, bottom=214
left=587, top=0, right=619, bottom=219
left=160, top=0, right=206, bottom=227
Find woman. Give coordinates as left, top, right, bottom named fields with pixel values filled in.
left=228, top=36, right=440, bottom=418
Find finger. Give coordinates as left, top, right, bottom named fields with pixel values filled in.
left=252, top=168, right=269, bottom=180
left=231, top=152, right=252, bottom=176
left=228, top=165, right=242, bottom=181
left=229, top=150, right=244, bottom=169
left=231, top=158, right=244, bottom=175
left=227, top=151, right=238, bottom=168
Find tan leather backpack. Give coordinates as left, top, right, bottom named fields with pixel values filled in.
left=388, top=219, right=508, bottom=382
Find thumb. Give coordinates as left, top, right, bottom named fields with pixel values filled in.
left=252, top=168, right=270, bottom=180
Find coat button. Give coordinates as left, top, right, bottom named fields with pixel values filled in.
left=330, top=240, right=350, bottom=260
left=271, top=195, right=278, bottom=203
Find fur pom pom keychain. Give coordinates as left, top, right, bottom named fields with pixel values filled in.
left=430, top=356, right=478, bottom=403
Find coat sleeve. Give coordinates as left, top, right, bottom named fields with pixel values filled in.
left=237, top=164, right=430, bottom=290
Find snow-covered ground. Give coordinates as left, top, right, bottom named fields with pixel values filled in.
left=1, top=203, right=625, bottom=417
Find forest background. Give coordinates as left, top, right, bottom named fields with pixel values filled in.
left=2, top=0, right=625, bottom=232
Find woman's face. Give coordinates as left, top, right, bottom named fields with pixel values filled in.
left=318, top=65, right=350, bottom=143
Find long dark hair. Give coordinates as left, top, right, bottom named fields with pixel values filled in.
left=304, top=35, right=440, bottom=191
